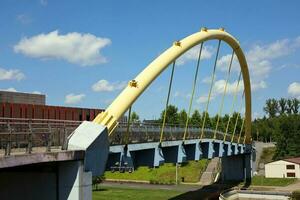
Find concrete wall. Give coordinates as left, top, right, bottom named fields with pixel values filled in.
left=221, top=153, right=252, bottom=181
left=265, top=160, right=300, bottom=178
left=0, top=171, right=57, bottom=200
left=0, top=160, right=92, bottom=200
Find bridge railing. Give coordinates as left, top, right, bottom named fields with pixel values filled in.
left=0, top=118, right=244, bottom=156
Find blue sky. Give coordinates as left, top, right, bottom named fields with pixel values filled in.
left=1, top=0, right=300, bottom=120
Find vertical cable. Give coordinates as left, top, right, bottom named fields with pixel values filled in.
left=213, top=50, right=235, bottom=139
left=159, top=61, right=176, bottom=143
left=201, top=40, right=221, bottom=139
left=223, top=71, right=242, bottom=141
left=238, top=118, right=245, bottom=143
left=183, top=43, right=203, bottom=140
left=231, top=91, right=245, bottom=143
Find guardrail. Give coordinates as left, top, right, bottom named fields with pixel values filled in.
left=0, top=118, right=244, bottom=156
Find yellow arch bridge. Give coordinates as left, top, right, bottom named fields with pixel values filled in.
left=0, top=28, right=255, bottom=200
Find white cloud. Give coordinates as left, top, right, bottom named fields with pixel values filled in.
left=92, top=79, right=126, bottom=92
left=216, top=37, right=300, bottom=92
left=0, top=87, right=18, bottom=92
left=173, top=91, right=191, bottom=99
left=288, top=82, right=300, bottom=99
left=213, top=79, right=244, bottom=95
left=14, top=30, right=111, bottom=66
left=64, top=93, right=85, bottom=104
left=251, top=81, right=267, bottom=91
left=0, top=68, right=25, bottom=81
left=202, top=76, right=215, bottom=84
left=32, top=91, right=42, bottom=94
left=196, top=95, right=215, bottom=104
left=177, top=45, right=213, bottom=65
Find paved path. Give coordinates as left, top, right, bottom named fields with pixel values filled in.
left=101, top=181, right=201, bottom=192
left=199, top=158, right=220, bottom=185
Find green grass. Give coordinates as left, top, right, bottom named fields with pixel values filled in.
left=251, top=175, right=297, bottom=186
left=104, top=160, right=208, bottom=184
left=259, top=147, right=276, bottom=164
left=93, top=186, right=183, bottom=200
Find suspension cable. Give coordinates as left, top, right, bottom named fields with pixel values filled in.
left=223, top=71, right=242, bottom=142
left=183, top=43, right=204, bottom=141
left=201, top=40, right=221, bottom=139
left=231, top=91, right=245, bottom=143
left=159, top=61, right=176, bottom=143
left=213, top=50, right=234, bottom=140
left=238, top=117, right=245, bottom=143
left=125, top=106, right=132, bottom=145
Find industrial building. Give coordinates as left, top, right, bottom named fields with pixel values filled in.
left=0, top=91, right=104, bottom=121
left=265, top=157, right=300, bottom=178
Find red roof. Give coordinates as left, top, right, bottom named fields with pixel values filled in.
left=284, top=157, right=300, bottom=165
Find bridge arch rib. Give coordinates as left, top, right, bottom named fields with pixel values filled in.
left=94, top=28, right=252, bottom=144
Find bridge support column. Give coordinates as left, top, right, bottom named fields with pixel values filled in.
left=195, top=142, right=203, bottom=160
left=221, top=152, right=252, bottom=182
left=213, top=141, right=224, bottom=157
left=58, top=160, right=92, bottom=200
left=224, top=142, right=232, bottom=156
left=161, top=143, right=187, bottom=163
left=200, top=141, right=214, bottom=159
left=231, top=143, right=239, bottom=155
left=154, top=146, right=165, bottom=167
left=184, top=142, right=202, bottom=161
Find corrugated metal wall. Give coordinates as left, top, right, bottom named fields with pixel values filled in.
left=0, top=103, right=104, bottom=121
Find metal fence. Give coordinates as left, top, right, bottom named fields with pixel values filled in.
left=0, top=118, right=244, bottom=156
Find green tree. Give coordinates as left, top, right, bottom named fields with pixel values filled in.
left=190, top=110, right=201, bottom=127
left=178, top=109, right=188, bottom=126
left=263, top=98, right=279, bottom=118
left=278, top=98, right=287, bottom=115
left=159, top=105, right=179, bottom=125
left=130, top=111, right=140, bottom=123
left=287, top=99, right=293, bottom=115
left=274, top=115, right=300, bottom=159
left=202, top=111, right=212, bottom=129
left=220, top=114, right=230, bottom=133
left=292, top=98, right=300, bottom=114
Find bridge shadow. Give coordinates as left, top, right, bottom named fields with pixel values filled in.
left=169, top=180, right=248, bottom=200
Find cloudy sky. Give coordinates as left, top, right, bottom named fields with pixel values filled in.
left=1, top=0, right=300, bottom=120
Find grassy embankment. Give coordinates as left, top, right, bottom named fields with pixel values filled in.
left=259, top=147, right=276, bottom=164
left=93, top=186, right=183, bottom=200
left=104, top=160, right=209, bottom=184
left=250, top=175, right=297, bottom=186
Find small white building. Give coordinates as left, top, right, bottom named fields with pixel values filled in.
left=265, top=157, right=300, bottom=178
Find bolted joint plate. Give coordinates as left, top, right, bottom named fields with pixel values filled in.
left=68, top=121, right=109, bottom=176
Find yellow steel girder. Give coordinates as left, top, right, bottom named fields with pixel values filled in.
left=93, top=28, right=252, bottom=144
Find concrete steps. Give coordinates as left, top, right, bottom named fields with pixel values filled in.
left=199, top=158, right=220, bottom=185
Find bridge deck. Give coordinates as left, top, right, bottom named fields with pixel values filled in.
left=0, top=118, right=245, bottom=158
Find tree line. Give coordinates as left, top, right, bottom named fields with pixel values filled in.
left=252, top=98, right=300, bottom=160
left=130, top=97, right=300, bottom=160
left=131, top=105, right=244, bottom=136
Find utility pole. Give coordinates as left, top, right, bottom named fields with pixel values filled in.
left=176, top=163, right=178, bottom=185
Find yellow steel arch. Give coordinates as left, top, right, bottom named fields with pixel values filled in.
left=93, top=28, right=252, bottom=144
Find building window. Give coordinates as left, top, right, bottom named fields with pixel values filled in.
left=286, top=165, right=295, bottom=170
left=287, top=172, right=296, bottom=177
